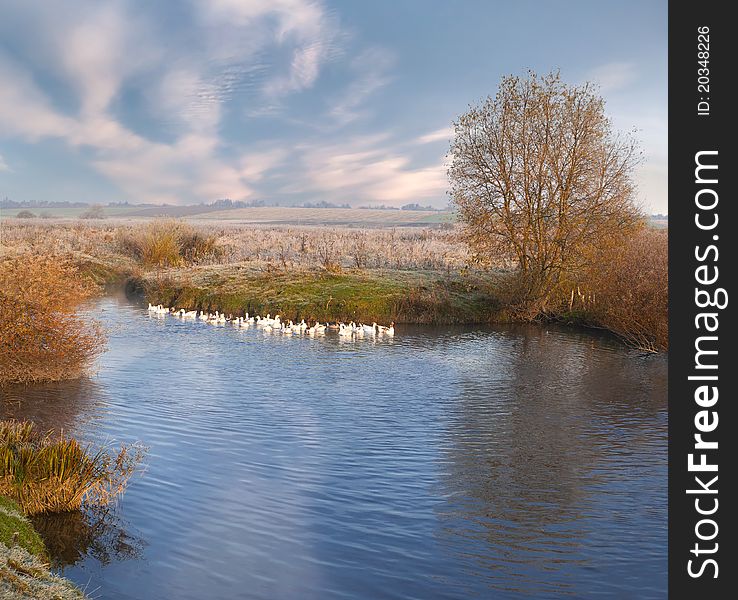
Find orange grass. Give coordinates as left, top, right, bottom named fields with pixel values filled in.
left=0, top=420, right=145, bottom=516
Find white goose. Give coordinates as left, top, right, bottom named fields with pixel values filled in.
left=308, top=321, right=326, bottom=335
left=363, top=322, right=377, bottom=335
left=377, top=322, right=395, bottom=336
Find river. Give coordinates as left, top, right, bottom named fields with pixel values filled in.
left=1, top=296, right=667, bottom=599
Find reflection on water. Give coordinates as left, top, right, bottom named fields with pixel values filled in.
left=0, top=297, right=667, bottom=599
left=437, top=329, right=667, bottom=597
left=0, top=377, right=106, bottom=435
left=32, top=507, right=145, bottom=569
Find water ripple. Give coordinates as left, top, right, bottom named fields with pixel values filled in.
left=1, top=297, right=667, bottom=599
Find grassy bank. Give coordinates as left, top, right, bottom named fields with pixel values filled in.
left=1, top=497, right=85, bottom=599
left=130, top=267, right=502, bottom=325
left=1, top=219, right=666, bottom=349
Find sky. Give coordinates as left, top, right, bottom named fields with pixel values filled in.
left=0, top=1, right=667, bottom=212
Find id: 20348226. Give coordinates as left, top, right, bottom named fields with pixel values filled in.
left=697, top=26, right=710, bottom=116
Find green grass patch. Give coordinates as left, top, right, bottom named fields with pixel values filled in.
left=134, top=267, right=502, bottom=324
left=0, top=497, right=46, bottom=558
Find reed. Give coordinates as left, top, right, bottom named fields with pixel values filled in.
left=0, top=420, right=145, bottom=516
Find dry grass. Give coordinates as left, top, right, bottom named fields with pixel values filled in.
left=193, top=206, right=447, bottom=225
left=116, top=218, right=221, bottom=266
left=0, top=254, right=106, bottom=386
left=1, top=541, right=87, bottom=600
left=0, top=420, right=145, bottom=516
left=1, top=219, right=470, bottom=272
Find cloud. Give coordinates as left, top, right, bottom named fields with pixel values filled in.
left=329, top=48, right=394, bottom=125
left=0, top=154, right=9, bottom=172
left=0, top=0, right=344, bottom=203
left=0, top=0, right=447, bottom=207
left=202, top=0, right=343, bottom=98
left=416, top=126, right=454, bottom=145
left=284, top=134, right=447, bottom=205
left=587, top=61, right=637, bottom=93
left=0, top=54, right=78, bottom=141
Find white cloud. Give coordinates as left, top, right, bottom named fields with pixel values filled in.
left=202, top=0, right=342, bottom=98
left=285, top=134, right=447, bottom=205
left=0, top=54, right=77, bottom=141
left=416, top=126, right=453, bottom=145
left=0, top=154, right=9, bottom=172
left=0, top=0, right=448, bottom=207
left=0, top=0, right=343, bottom=203
left=330, top=48, right=394, bottom=125
left=587, top=62, right=637, bottom=93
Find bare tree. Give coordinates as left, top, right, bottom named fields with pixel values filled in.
left=449, top=70, right=643, bottom=314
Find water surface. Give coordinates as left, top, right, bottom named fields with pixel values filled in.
left=1, top=296, right=668, bottom=599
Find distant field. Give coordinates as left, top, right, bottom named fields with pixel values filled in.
left=2, top=204, right=666, bottom=230
left=194, top=207, right=451, bottom=226
left=1, top=205, right=453, bottom=227
left=0, top=205, right=141, bottom=218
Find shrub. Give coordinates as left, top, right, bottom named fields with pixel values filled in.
left=579, top=228, right=668, bottom=351
left=118, top=219, right=221, bottom=267
left=15, top=211, right=36, bottom=219
left=0, top=254, right=105, bottom=386
left=0, top=420, right=145, bottom=516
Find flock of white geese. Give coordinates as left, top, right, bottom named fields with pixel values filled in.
left=147, top=304, right=395, bottom=337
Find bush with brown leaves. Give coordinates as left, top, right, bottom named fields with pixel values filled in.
left=579, top=228, right=668, bottom=351
left=0, top=254, right=105, bottom=385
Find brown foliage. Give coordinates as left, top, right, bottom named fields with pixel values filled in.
left=0, top=254, right=105, bottom=385
left=80, top=204, right=105, bottom=219
left=578, top=228, right=668, bottom=352
left=449, top=70, right=643, bottom=311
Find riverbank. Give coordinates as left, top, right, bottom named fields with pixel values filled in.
left=0, top=497, right=85, bottom=599
left=1, top=219, right=667, bottom=350
left=127, top=266, right=502, bottom=325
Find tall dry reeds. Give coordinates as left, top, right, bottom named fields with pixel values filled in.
left=0, top=254, right=105, bottom=386
left=0, top=420, right=145, bottom=515
left=117, top=219, right=221, bottom=266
